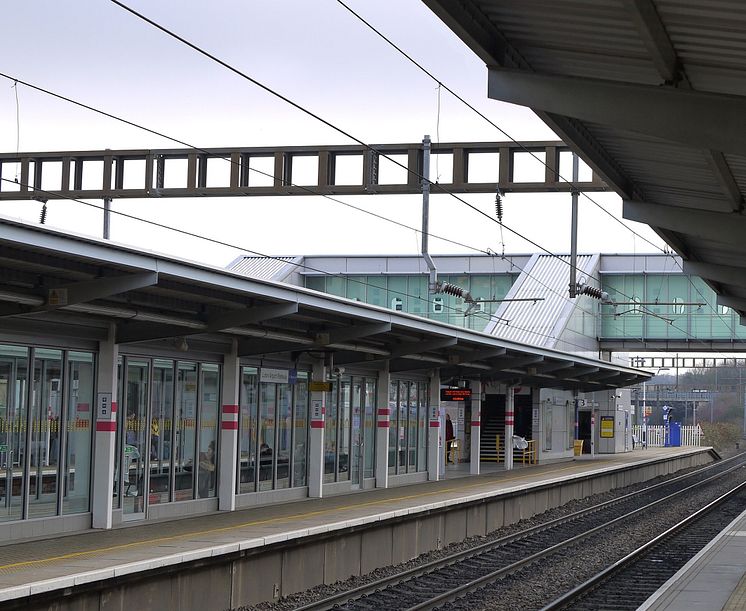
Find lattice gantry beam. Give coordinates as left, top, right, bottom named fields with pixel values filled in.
left=0, top=141, right=607, bottom=201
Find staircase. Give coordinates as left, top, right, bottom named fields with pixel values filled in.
left=480, top=419, right=505, bottom=462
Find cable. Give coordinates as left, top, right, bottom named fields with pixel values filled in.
left=0, top=80, right=712, bottom=355
left=334, top=0, right=662, bottom=253
left=334, top=0, right=740, bottom=342
left=0, top=71, right=637, bottom=343
left=0, top=71, right=629, bottom=347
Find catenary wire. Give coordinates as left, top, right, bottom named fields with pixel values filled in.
left=1, top=175, right=621, bottom=354
left=0, top=71, right=640, bottom=342
left=105, top=0, right=739, bottom=351
left=333, top=0, right=740, bottom=340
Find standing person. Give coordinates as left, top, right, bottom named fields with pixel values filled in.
left=198, top=441, right=215, bottom=498
left=445, top=413, right=455, bottom=464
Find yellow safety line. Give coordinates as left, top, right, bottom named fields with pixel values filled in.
left=0, top=460, right=619, bottom=573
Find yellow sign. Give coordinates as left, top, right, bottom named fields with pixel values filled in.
left=309, top=380, right=332, bottom=392
left=600, top=416, right=614, bottom=438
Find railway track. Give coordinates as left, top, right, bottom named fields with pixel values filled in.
left=293, top=454, right=746, bottom=611
left=541, top=481, right=746, bottom=610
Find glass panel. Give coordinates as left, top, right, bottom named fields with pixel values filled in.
left=113, top=359, right=122, bottom=509
left=0, top=346, right=28, bottom=522
left=350, top=378, right=363, bottom=485
left=293, top=374, right=308, bottom=487
left=174, top=362, right=197, bottom=501
left=324, top=384, right=337, bottom=482
left=417, top=382, right=428, bottom=472
left=62, top=352, right=94, bottom=515
left=148, top=360, right=173, bottom=505
left=408, top=382, right=418, bottom=471
left=338, top=380, right=351, bottom=481
left=198, top=364, right=219, bottom=499
left=258, top=382, right=276, bottom=491
left=364, top=379, right=376, bottom=479
left=275, top=383, right=291, bottom=490
left=29, top=349, right=62, bottom=518
left=397, top=383, right=408, bottom=473
left=388, top=381, right=398, bottom=474
left=122, top=360, right=149, bottom=515
left=239, top=367, right=258, bottom=493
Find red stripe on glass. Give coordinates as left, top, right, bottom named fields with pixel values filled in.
left=310, top=420, right=325, bottom=428
left=221, top=421, right=238, bottom=430
left=95, top=421, right=117, bottom=432
left=222, top=404, right=239, bottom=414
left=376, top=421, right=390, bottom=428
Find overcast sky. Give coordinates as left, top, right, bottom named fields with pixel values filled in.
left=0, top=0, right=665, bottom=268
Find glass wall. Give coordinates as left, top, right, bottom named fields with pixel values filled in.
left=305, top=274, right=517, bottom=331
left=0, top=345, right=94, bottom=523
left=112, top=357, right=221, bottom=515
left=63, top=352, right=94, bottom=515
left=237, top=367, right=309, bottom=493
left=388, top=379, right=428, bottom=475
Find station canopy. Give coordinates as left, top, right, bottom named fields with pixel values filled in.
left=424, top=0, right=746, bottom=323
left=0, top=219, right=647, bottom=391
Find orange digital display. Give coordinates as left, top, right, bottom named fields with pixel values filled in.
left=440, top=388, right=472, bottom=401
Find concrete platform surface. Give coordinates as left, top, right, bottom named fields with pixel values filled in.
left=640, top=507, right=746, bottom=611
left=0, top=447, right=712, bottom=603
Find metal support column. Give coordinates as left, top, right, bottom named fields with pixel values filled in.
left=505, top=386, right=515, bottom=470
left=421, top=135, right=438, bottom=292
left=103, top=197, right=112, bottom=240
left=427, top=369, right=441, bottom=481
left=218, top=340, right=239, bottom=511
left=470, top=380, right=481, bottom=475
left=308, top=360, right=326, bottom=498
left=375, top=364, right=390, bottom=489
left=568, top=153, right=580, bottom=297
left=92, top=323, right=118, bottom=529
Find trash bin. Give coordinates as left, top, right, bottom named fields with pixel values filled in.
left=573, top=440, right=584, bottom=456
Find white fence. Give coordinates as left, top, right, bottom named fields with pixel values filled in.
left=632, top=424, right=703, bottom=448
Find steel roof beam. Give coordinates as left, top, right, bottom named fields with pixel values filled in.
left=682, top=261, right=746, bottom=287
left=623, top=0, right=682, bottom=85
left=315, top=322, right=392, bottom=345
left=487, top=68, right=746, bottom=157
left=624, top=199, right=746, bottom=246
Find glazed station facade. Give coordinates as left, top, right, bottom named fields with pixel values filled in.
left=0, top=219, right=647, bottom=540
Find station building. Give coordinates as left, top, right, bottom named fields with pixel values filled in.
left=0, top=219, right=647, bottom=541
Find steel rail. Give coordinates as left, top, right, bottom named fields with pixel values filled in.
left=539, top=479, right=746, bottom=611
left=292, top=454, right=745, bottom=611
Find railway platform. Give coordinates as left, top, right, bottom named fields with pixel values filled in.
left=641, top=505, right=746, bottom=611
left=0, top=447, right=715, bottom=610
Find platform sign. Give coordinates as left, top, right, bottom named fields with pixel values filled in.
left=260, top=368, right=289, bottom=384
left=311, top=399, right=323, bottom=420
left=600, top=416, right=615, bottom=438
left=309, top=380, right=332, bottom=392
left=0, top=444, right=7, bottom=452
left=440, top=388, right=471, bottom=401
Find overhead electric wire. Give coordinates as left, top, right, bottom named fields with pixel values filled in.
left=0, top=7, right=730, bottom=355
left=0, top=71, right=634, bottom=349
left=333, top=0, right=740, bottom=342
left=107, top=0, right=737, bottom=354
left=1, top=175, right=620, bottom=355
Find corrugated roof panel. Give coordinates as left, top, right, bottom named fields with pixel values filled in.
left=474, top=0, right=661, bottom=84
left=485, top=254, right=596, bottom=349
left=227, top=256, right=300, bottom=281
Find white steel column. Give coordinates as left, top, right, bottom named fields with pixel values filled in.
left=470, top=380, right=482, bottom=475
left=218, top=340, right=239, bottom=511
left=92, top=324, right=118, bottom=529
left=308, top=360, right=326, bottom=498
left=505, top=386, right=515, bottom=470
left=427, top=369, right=441, bottom=481
left=375, top=364, right=390, bottom=489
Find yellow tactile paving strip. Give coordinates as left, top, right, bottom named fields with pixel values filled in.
left=0, top=448, right=704, bottom=589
